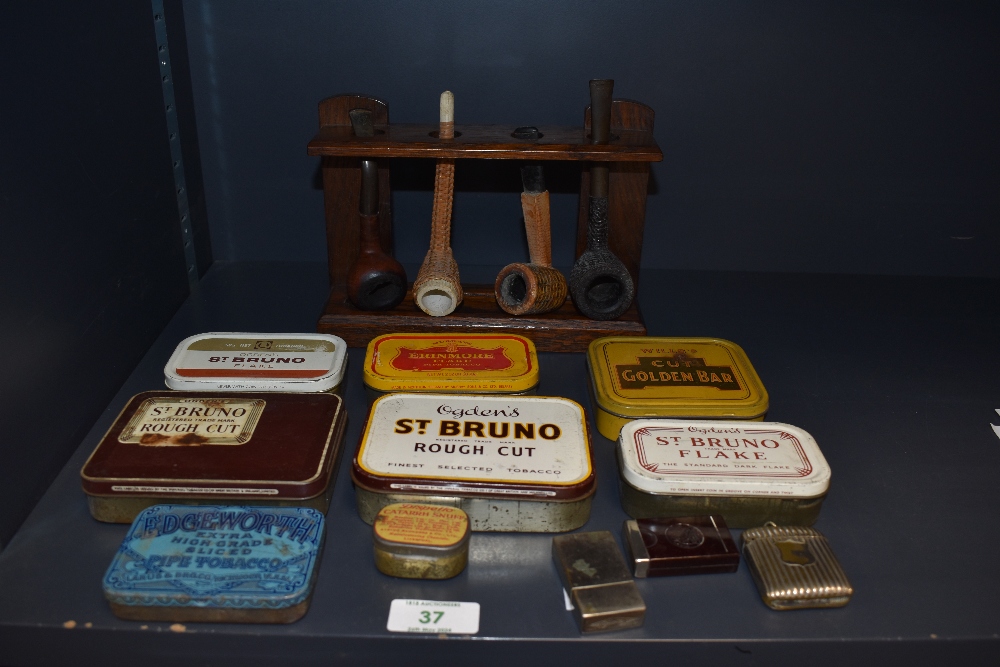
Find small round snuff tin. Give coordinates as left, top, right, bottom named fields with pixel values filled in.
left=164, top=332, right=348, bottom=393
left=586, top=336, right=769, bottom=441
left=373, top=503, right=470, bottom=579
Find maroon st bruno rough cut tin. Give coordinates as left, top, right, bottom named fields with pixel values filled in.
left=80, top=391, right=348, bottom=523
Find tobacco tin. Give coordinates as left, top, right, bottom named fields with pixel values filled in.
left=103, top=504, right=325, bottom=623
left=81, top=391, right=347, bottom=522
left=617, top=419, right=830, bottom=528
left=586, top=336, right=768, bottom=440
left=351, top=393, right=595, bottom=532
left=741, top=524, right=853, bottom=610
left=363, top=333, right=539, bottom=399
left=373, top=503, right=470, bottom=579
left=552, top=531, right=646, bottom=633
left=622, top=515, right=739, bottom=577
left=164, top=333, right=348, bottom=393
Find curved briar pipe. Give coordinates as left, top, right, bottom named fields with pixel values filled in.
left=495, top=129, right=568, bottom=315
left=345, top=109, right=407, bottom=310
left=569, top=79, right=635, bottom=320
left=413, top=91, right=462, bottom=316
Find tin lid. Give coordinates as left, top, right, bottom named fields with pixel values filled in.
left=164, top=333, right=348, bottom=392
left=587, top=337, right=768, bottom=419
left=617, top=419, right=830, bottom=498
left=363, top=333, right=538, bottom=393
left=81, top=391, right=346, bottom=500
left=103, top=504, right=324, bottom=611
left=373, top=503, right=470, bottom=554
left=352, top=393, right=595, bottom=501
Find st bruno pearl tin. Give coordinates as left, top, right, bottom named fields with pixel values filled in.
left=586, top=337, right=769, bottom=441
left=103, top=504, right=325, bottom=623
left=352, top=393, right=595, bottom=532
left=81, top=391, right=347, bottom=522
left=164, top=333, right=348, bottom=394
left=363, top=333, right=539, bottom=400
left=616, top=419, right=830, bottom=528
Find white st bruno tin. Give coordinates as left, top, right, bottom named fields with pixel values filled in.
left=617, top=419, right=831, bottom=528
left=352, top=393, right=595, bottom=533
left=164, top=333, right=347, bottom=393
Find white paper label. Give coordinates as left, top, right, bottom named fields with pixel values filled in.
left=359, top=394, right=591, bottom=486
left=175, top=337, right=337, bottom=379
left=386, top=599, right=480, bottom=634
left=117, top=397, right=265, bottom=446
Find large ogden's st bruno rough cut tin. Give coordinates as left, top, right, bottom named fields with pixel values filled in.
left=164, top=333, right=348, bottom=393
left=103, top=504, right=325, bottom=623
left=81, top=391, right=347, bottom=522
left=352, top=393, right=595, bottom=532
left=617, top=419, right=830, bottom=528
left=363, top=333, right=539, bottom=400
left=586, top=336, right=769, bottom=441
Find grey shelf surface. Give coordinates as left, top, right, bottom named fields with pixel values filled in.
left=1, top=261, right=998, bottom=666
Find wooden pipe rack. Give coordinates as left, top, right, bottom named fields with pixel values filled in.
left=307, top=94, right=662, bottom=352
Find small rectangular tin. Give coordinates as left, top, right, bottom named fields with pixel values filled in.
left=741, top=524, right=853, bottom=610
left=103, top=504, right=325, bottom=623
left=617, top=419, right=830, bottom=528
left=587, top=336, right=769, bottom=440
left=373, top=503, right=470, bottom=579
left=164, top=332, right=348, bottom=393
left=363, top=333, right=539, bottom=400
left=81, top=391, right=347, bottom=523
left=351, top=393, right=595, bottom=532
left=552, top=531, right=646, bottom=633
left=622, top=516, right=739, bottom=577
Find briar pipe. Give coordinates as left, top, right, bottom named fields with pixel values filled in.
left=569, top=79, right=635, bottom=320
left=345, top=109, right=407, bottom=310
left=413, top=91, right=462, bottom=316
left=494, top=129, right=568, bottom=315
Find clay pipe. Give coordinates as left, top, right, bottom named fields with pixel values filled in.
left=413, top=91, right=462, bottom=316
left=345, top=109, right=407, bottom=310
left=494, top=129, right=568, bottom=315
left=569, top=79, right=635, bottom=320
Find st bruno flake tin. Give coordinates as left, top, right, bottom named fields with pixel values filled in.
left=586, top=336, right=768, bottom=440
left=103, top=504, right=325, bottom=623
left=164, top=333, right=348, bottom=393
left=363, top=333, right=538, bottom=400
left=81, top=391, right=347, bottom=522
left=373, top=503, right=470, bottom=579
left=741, top=524, right=853, bottom=610
left=352, top=393, right=595, bottom=532
left=617, top=419, right=830, bottom=528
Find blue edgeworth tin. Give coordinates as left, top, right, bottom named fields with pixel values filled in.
left=103, top=504, right=325, bottom=623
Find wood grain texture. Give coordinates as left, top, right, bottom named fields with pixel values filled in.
left=318, top=284, right=645, bottom=352
left=575, top=100, right=655, bottom=294
left=308, top=124, right=661, bottom=161
left=318, top=95, right=393, bottom=285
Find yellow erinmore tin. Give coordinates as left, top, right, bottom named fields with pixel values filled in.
left=586, top=337, right=769, bottom=441
left=363, top=333, right=539, bottom=398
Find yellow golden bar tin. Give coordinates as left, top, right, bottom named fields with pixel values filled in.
left=617, top=419, right=830, bottom=528
left=373, top=503, right=470, bottom=579
left=586, top=336, right=768, bottom=441
left=351, top=393, right=595, bottom=532
left=164, top=333, right=348, bottom=394
left=742, top=524, right=853, bottom=610
left=363, top=333, right=539, bottom=400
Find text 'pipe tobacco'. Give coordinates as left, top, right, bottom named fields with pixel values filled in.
left=413, top=91, right=462, bottom=317
left=569, top=79, right=635, bottom=320
left=494, top=127, right=569, bottom=316
left=345, top=109, right=408, bottom=311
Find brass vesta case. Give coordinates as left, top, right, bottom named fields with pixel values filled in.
left=741, top=524, right=853, bottom=610
left=552, top=531, right=646, bottom=633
